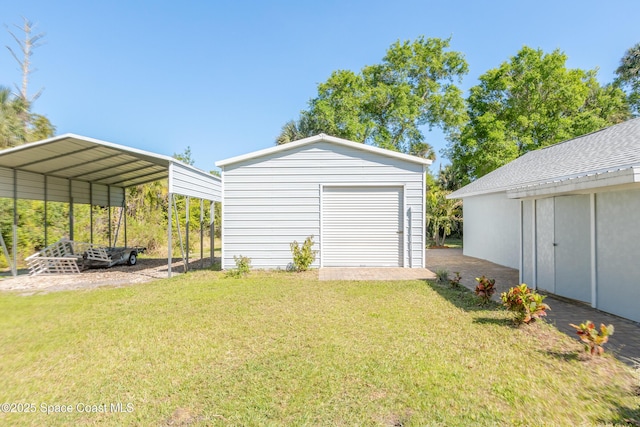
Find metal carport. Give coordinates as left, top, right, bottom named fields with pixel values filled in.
left=0, top=134, right=221, bottom=277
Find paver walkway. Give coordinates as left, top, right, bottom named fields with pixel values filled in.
left=426, top=248, right=640, bottom=366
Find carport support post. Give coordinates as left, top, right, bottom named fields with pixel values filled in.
left=186, top=197, right=189, bottom=269
left=123, top=195, right=128, bottom=248
left=12, top=169, right=17, bottom=276
left=107, top=186, right=112, bottom=247
left=44, top=176, right=48, bottom=247
left=68, top=180, right=74, bottom=241
left=210, top=201, right=215, bottom=268
left=89, top=183, right=94, bottom=244
left=168, top=192, right=173, bottom=277
left=200, top=199, right=204, bottom=269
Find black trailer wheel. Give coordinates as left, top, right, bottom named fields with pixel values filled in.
left=128, top=251, right=137, bottom=266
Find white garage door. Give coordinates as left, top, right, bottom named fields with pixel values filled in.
left=322, top=186, right=403, bottom=267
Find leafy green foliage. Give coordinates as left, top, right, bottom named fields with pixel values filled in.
left=0, top=86, right=27, bottom=147
left=289, top=235, right=316, bottom=272
left=277, top=36, right=468, bottom=158
left=435, top=269, right=449, bottom=284
left=474, top=275, right=496, bottom=304
left=615, top=42, right=640, bottom=116
left=0, top=86, right=55, bottom=148
left=448, top=46, right=630, bottom=181
left=449, top=271, right=462, bottom=288
left=226, top=255, right=251, bottom=278
left=569, top=321, right=615, bottom=356
left=501, top=284, right=550, bottom=324
left=426, top=186, right=462, bottom=246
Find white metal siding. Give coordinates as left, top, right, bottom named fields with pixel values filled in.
left=322, top=186, right=402, bottom=267
left=221, top=142, right=425, bottom=270
left=169, top=163, right=221, bottom=201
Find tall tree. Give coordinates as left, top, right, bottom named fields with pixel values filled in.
left=0, top=86, right=27, bottom=147
left=3, top=17, right=54, bottom=144
left=615, top=42, right=640, bottom=116
left=6, top=17, right=45, bottom=105
left=447, top=46, right=629, bottom=180
left=425, top=187, right=462, bottom=247
left=437, top=164, right=464, bottom=192
left=275, top=113, right=316, bottom=145
left=276, top=36, right=468, bottom=159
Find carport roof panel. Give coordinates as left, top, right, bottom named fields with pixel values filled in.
left=0, top=133, right=193, bottom=188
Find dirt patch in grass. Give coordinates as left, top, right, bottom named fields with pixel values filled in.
left=0, top=257, right=218, bottom=295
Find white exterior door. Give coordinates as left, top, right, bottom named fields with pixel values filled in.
left=554, top=195, right=591, bottom=303
left=535, top=198, right=555, bottom=293
left=322, top=186, right=403, bottom=267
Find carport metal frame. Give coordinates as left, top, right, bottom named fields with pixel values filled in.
left=0, top=134, right=221, bottom=277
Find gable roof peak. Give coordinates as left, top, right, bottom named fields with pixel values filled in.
left=216, top=134, right=432, bottom=167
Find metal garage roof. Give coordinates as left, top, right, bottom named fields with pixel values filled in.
left=1, top=133, right=185, bottom=188
left=0, top=133, right=221, bottom=202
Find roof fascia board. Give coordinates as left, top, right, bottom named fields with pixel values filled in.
left=506, top=168, right=639, bottom=199
left=215, top=134, right=432, bottom=167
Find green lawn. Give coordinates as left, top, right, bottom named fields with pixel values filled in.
left=0, top=271, right=638, bottom=426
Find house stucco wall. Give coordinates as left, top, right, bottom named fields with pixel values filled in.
left=595, top=188, right=640, bottom=323
left=461, top=192, right=520, bottom=269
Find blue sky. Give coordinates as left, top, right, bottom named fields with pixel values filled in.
left=3, top=0, right=639, bottom=172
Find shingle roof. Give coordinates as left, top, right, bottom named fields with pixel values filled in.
left=449, top=118, right=640, bottom=198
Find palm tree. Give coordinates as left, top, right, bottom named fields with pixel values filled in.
left=426, top=188, right=462, bottom=247
left=408, top=141, right=436, bottom=160
left=275, top=113, right=318, bottom=145
left=0, top=86, right=28, bottom=148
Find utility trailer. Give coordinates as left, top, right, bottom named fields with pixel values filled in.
left=82, top=245, right=147, bottom=268
left=26, top=239, right=146, bottom=275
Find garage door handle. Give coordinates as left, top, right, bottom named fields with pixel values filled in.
left=553, top=243, right=558, bottom=246
left=397, top=231, right=404, bottom=234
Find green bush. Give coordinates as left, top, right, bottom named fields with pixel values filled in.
left=290, top=235, right=316, bottom=272
left=435, top=269, right=449, bottom=284
left=569, top=321, right=614, bottom=356
left=449, top=272, right=462, bottom=288
left=474, top=275, right=496, bottom=304
left=226, top=255, right=251, bottom=278
left=501, top=284, right=550, bottom=324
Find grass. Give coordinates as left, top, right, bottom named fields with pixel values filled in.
left=427, top=237, right=463, bottom=248
left=0, top=271, right=638, bottom=426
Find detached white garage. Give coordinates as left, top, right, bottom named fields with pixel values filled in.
left=215, top=134, right=430, bottom=270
